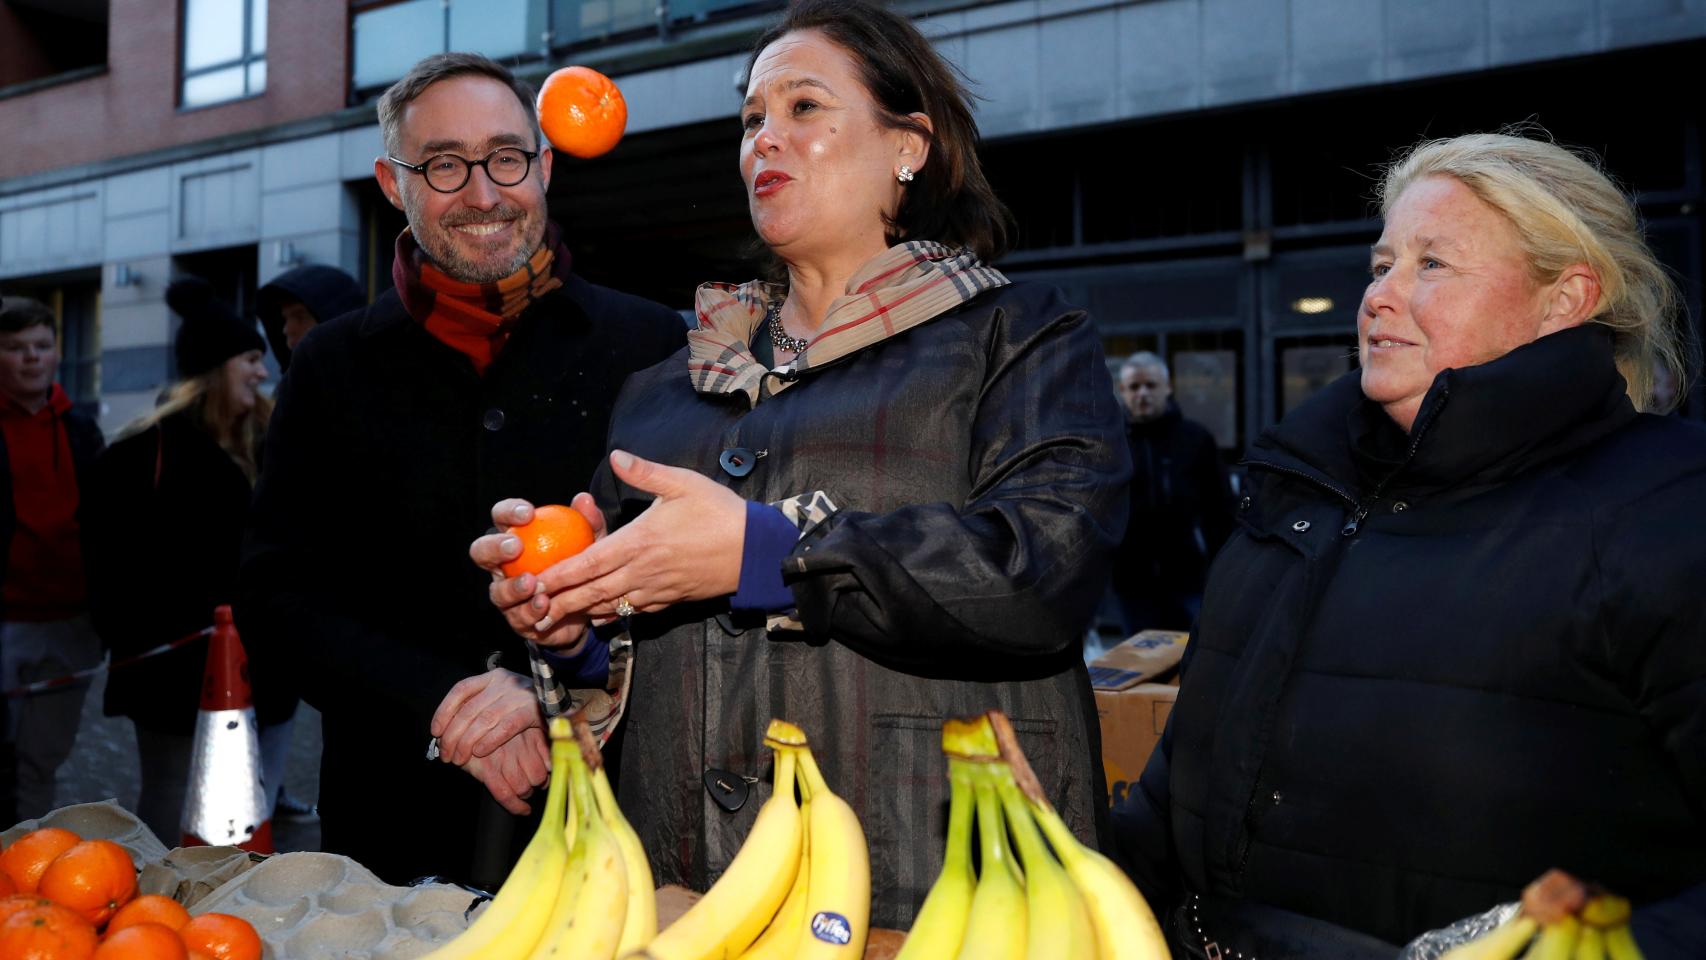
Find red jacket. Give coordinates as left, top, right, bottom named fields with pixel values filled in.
left=0, top=384, right=103, bottom=621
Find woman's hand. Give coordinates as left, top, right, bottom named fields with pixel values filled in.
left=471, top=493, right=606, bottom=649
left=529, top=450, right=747, bottom=621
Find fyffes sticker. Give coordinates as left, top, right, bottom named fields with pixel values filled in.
left=810, top=911, right=853, bottom=945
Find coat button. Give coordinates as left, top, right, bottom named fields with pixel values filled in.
left=1291, top=520, right=1311, bottom=533
left=1239, top=496, right=1252, bottom=512
left=1271, top=789, right=1283, bottom=804
left=482, top=408, right=505, bottom=432
left=1391, top=500, right=1410, bottom=512
left=719, top=447, right=766, bottom=478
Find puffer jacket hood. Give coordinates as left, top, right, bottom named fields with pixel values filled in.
left=257, top=265, right=365, bottom=370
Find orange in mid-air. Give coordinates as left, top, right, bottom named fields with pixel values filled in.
left=93, top=922, right=188, bottom=960
left=38, top=839, right=137, bottom=928
left=501, top=504, right=596, bottom=578
left=177, top=913, right=261, bottom=960
left=0, top=827, right=82, bottom=894
left=537, top=65, right=627, bottom=159
left=105, top=894, right=192, bottom=935
left=0, top=898, right=99, bottom=959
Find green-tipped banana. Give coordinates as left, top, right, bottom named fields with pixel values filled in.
left=593, top=764, right=656, bottom=955
left=421, top=716, right=574, bottom=959
left=735, top=751, right=811, bottom=960
left=953, top=763, right=1027, bottom=960
left=790, top=744, right=870, bottom=960
left=985, top=710, right=1169, bottom=960
left=646, top=722, right=806, bottom=960
left=1603, top=925, right=1645, bottom=960
left=1573, top=925, right=1606, bottom=960
left=1527, top=916, right=1581, bottom=960
left=894, top=759, right=976, bottom=960
left=1439, top=916, right=1539, bottom=960
left=997, top=766, right=1094, bottom=960
left=529, top=719, right=629, bottom=960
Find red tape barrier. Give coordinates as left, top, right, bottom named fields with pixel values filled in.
left=1, top=626, right=214, bottom=699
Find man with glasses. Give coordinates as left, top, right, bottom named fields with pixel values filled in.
left=240, top=53, right=684, bottom=886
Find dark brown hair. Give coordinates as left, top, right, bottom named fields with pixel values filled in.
left=377, top=53, right=539, bottom=155
left=745, top=0, right=1012, bottom=262
left=0, top=296, right=55, bottom=335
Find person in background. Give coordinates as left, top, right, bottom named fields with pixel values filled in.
left=1111, top=351, right=1235, bottom=633
left=0, top=295, right=104, bottom=822
left=1115, top=132, right=1706, bottom=958
left=257, top=265, right=366, bottom=373
left=82, top=277, right=293, bottom=843
left=239, top=53, right=684, bottom=887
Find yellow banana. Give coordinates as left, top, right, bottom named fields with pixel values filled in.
left=1603, top=925, right=1645, bottom=960
left=984, top=710, right=1169, bottom=960
left=1527, top=916, right=1581, bottom=960
left=1574, top=925, right=1606, bottom=960
left=530, top=720, right=629, bottom=960
left=1438, top=916, right=1538, bottom=960
left=594, top=763, right=657, bottom=955
left=734, top=748, right=811, bottom=960
left=1581, top=897, right=1632, bottom=929
left=644, top=721, right=806, bottom=960
left=893, top=758, right=975, bottom=960
left=420, top=716, right=574, bottom=959
left=790, top=742, right=871, bottom=960
left=953, top=762, right=1027, bottom=960
left=997, top=767, right=1094, bottom=960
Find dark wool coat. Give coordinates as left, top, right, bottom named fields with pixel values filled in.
left=82, top=411, right=293, bottom=734
left=596, top=281, right=1130, bottom=929
left=1114, top=402, right=1235, bottom=605
left=239, top=274, right=684, bottom=885
left=1115, top=325, right=1706, bottom=958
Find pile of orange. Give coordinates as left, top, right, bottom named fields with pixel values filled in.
left=0, top=827, right=261, bottom=960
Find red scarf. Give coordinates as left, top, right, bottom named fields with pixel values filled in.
left=392, top=224, right=572, bottom=374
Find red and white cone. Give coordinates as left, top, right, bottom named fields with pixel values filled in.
left=180, top=604, right=273, bottom=852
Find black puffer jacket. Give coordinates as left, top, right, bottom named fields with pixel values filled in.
left=1116, top=325, right=1706, bottom=957
left=256, top=265, right=366, bottom=371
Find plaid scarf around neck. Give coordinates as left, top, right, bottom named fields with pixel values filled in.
left=392, top=222, right=572, bottom=374
left=689, top=241, right=1009, bottom=405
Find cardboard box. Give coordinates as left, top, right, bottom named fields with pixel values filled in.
left=1088, top=630, right=1187, bottom=807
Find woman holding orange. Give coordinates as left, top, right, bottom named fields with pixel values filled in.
left=467, top=0, right=1129, bottom=927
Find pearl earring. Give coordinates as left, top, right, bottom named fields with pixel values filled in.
left=897, top=165, right=915, bottom=184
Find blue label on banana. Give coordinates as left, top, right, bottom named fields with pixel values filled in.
left=810, top=912, right=853, bottom=945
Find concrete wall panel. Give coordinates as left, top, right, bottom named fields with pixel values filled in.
left=1201, top=0, right=1288, bottom=106
left=261, top=182, right=348, bottom=238
left=1386, top=0, right=1489, bottom=81
left=98, top=299, right=173, bottom=351
left=262, top=134, right=342, bottom=193
left=104, top=169, right=171, bottom=218
left=341, top=126, right=386, bottom=182
left=105, top=211, right=171, bottom=261
left=1290, top=0, right=1384, bottom=93
left=171, top=152, right=261, bottom=252
left=100, top=344, right=171, bottom=393
left=965, top=28, right=1041, bottom=136
left=1118, top=0, right=1202, bottom=117
left=1039, top=11, right=1121, bottom=129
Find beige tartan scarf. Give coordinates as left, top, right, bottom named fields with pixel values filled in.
left=688, top=241, right=1009, bottom=405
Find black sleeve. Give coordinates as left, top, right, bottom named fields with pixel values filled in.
left=785, top=295, right=1132, bottom=663
left=238, top=337, right=472, bottom=738
left=1194, top=428, right=1237, bottom=558
left=1113, top=642, right=1188, bottom=914
left=81, top=432, right=156, bottom=651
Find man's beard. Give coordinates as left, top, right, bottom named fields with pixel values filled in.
left=406, top=192, right=544, bottom=284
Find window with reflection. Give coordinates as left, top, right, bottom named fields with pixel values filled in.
left=181, top=0, right=267, bottom=108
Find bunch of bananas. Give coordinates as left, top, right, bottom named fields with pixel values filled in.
left=1443, top=878, right=1645, bottom=960
left=896, top=711, right=1172, bottom=960
left=639, top=719, right=870, bottom=960
left=420, top=714, right=657, bottom=960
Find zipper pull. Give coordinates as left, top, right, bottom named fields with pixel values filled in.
left=1341, top=504, right=1371, bottom=537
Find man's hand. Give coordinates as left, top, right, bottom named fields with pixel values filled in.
left=459, top=726, right=551, bottom=815
left=431, top=668, right=544, bottom=766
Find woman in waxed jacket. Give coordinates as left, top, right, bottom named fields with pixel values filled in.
left=466, top=0, right=1129, bottom=928
left=1114, top=132, right=1706, bottom=959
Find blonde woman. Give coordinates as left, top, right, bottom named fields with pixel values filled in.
left=83, top=278, right=296, bottom=842
left=1115, top=132, right=1704, bottom=958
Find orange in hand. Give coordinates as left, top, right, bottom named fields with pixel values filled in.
left=537, top=66, right=627, bottom=158
left=501, top=504, right=596, bottom=578
left=37, top=839, right=137, bottom=928
left=106, top=895, right=191, bottom=935
left=177, top=913, right=261, bottom=960
left=0, top=898, right=98, bottom=959
left=94, top=922, right=187, bottom=960
left=0, top=827, right=81, bottom=894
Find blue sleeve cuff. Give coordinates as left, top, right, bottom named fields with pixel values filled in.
left=538, top=628, right=610, bottom=687
left=731, top=501, right=800, bottom=613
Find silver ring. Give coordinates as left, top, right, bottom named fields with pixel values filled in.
left=615, top=596, right=636, bottom=618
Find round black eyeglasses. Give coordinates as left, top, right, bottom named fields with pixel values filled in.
left=388, top=147, right=539, bottom=193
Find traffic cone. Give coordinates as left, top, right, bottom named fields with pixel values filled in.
left=180, top=604, right=273, bottom=853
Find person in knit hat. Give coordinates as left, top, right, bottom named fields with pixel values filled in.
left=82, top=277, right=297, bottom=841
left=0, top=295, right=105, bottom=821
left=257, top=265, right=366, bottom=372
